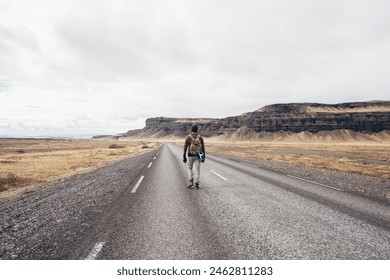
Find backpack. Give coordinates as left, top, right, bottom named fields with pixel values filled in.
left=189, top=135, right=202, bottom=155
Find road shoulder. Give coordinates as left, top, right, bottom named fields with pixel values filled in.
left=212, top=153, right=390, bottom=203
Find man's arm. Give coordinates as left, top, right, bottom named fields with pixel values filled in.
left=200, top=137, right=206, bottom=158
left=183, top=136, right=189, bottom=163
left=183, top=136, right=189, bottom=155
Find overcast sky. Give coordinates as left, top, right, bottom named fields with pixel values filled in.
left=1, top=0, right=389, bottom=137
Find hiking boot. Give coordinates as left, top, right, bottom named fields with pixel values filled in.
left=195, top=182, right=200, bottom=189
left=187, top=179, right=194, bottom=188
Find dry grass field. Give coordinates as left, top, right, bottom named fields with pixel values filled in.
left=0, top=139, right=161, bottom=194
left=206, top=141, right=390, bottom=180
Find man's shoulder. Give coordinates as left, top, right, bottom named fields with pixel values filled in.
left=185, top=134, right=204, bottom=140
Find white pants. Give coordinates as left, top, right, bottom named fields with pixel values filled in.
left=187, top=156, right=200, bottom=184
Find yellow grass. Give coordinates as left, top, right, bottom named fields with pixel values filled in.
left=0, top=139, right=161, bottom=194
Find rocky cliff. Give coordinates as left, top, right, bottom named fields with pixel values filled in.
left=121, top=101, right=390, bottom=139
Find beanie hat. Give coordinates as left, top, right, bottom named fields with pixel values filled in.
left=191, top=124, right=198, bottom=133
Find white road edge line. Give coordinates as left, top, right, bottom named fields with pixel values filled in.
left=85, top=242, right=105, bottom=260
left=210, top=170, right=228, bottom=181
left=131, top=176, right=145, bottom=193
left=287, top=174, right=343, bottom=192
left=148, top=162, right=153, bottom=168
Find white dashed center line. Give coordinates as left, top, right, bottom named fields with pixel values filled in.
left=153, top=156, right=156, bottom=160
left=210, top=170, right=228, bottom=181
left=85, top=242, right=105, bottom=260
left=287, top=174, right=343, bottom=191
left=148, top=162, right=153, bottom=168
left=131, top=176, right=145, bottom=193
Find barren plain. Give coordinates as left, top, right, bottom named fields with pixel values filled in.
left=0, top=139, right=161, bottom=197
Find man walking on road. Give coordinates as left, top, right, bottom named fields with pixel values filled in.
left=183, top=124, right=205, bottom=189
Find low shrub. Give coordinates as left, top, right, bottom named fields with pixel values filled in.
left=0, top=173, right=24, bottom=192
left=109, top=144, right=125, bottom=149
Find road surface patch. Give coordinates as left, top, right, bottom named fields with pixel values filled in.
left=240, top=161, right=258, bottom=168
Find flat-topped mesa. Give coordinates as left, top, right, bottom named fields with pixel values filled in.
left=242, top=101, right=390, bottom=133
left=122, top=101, right=390, bottom=139
left=141, top=117, right=223, bottom=137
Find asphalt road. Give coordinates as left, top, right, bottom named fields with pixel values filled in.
left=1, top=143, right=390, bottom=259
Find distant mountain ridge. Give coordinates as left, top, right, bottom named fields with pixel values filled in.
left=106, top=101, right=390, bottom=141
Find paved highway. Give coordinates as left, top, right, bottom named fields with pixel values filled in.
left=72, top=143, right=390, bottom=259
left=1, top=143, right=389, bottom=259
